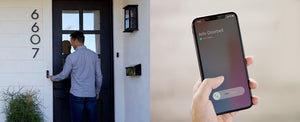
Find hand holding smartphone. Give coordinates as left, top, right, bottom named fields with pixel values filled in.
left=192, top=12, right=252, bottom=115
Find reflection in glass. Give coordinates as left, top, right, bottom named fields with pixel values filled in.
left=130, top=9, right=137, bottom=28
left=125, top=10, right=130, bottom=29
left=83, top=10, right=100, bottom=30
left=62, top=34, right=100, bottom=54
left=62, top=41, right=71, bottom=55
left=130, top=8, right=137, bottom=29
left=62, top=40, right=71, bottom=65
left=62, top=34, right=75, bottom=53
left=62, top=10, right=79, bottom=30
left=85, top=34, right=101, bottom=54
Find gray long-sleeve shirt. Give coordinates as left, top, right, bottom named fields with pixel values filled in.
left=53, top=46, right=102, bottom=97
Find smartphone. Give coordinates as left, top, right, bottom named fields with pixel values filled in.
left=192, top=12, right=252, bottom=115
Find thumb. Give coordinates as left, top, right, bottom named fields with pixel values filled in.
left=197, top=76, right=224, bottom=100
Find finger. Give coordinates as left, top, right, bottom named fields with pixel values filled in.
left=249, top=78, right=258, bottom=89
left=227, top=111, right=238, bottom=118
left=230, top=111, right=238, bottom=117
left=252, top=96, right=259, bottom=105
left=218, top=111, right=238, bottom=121
left=193, top=79, right=202, bottom=94
left=245, top=56, right=254, bottom=67
left=196, top=76, right=224, bottom=100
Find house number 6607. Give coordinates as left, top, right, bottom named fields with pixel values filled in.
left=31, top=9, right=40, bottom=58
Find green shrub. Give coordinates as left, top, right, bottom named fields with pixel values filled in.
left=2, top=88, right=43, bottom=122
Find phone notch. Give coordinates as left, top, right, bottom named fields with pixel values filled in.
left=205, top=15, right=226, bottom=21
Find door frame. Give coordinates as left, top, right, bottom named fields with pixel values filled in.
left=52, top=0, right=114, bottom=121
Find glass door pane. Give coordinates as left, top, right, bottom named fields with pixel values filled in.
left=83, top=10, right=100, bottom=30
left=85, top=34, right=101, bottom=54
left=62, top=34, right=100, bottom=54
left=62, top=10, right=79, bottom=30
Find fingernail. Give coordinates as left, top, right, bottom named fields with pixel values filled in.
left=217, top=76, right=224, bottom=83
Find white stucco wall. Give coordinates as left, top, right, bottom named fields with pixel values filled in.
left=113, top=0, right=126, bottom=121
left=114, top=0, right=150, bottom=121
left=0, top=0, right=53, bottom=121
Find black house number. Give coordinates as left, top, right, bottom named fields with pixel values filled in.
left=31, top=9, right=40, bottom=58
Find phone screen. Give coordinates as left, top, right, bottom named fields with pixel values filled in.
left=192, top=12, right=252, bottom=114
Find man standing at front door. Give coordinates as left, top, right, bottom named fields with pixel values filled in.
left=49, top=31, right=102, bottom=122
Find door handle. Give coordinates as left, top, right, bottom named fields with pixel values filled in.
left=46, top=70, right=49, bottom=78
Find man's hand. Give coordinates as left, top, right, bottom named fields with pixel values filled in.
left=49, top=76, right=53, bottom=82
left=192, top=56, right=259, bottom=122
left=96, top=94, right=100, bottom=100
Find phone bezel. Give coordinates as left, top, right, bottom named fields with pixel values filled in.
left=192, top=12, right=253, bottom=115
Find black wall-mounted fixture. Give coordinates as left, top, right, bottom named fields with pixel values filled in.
left=126, top=64, right=141, bottom=76
left=46, top=70, right=49, bottom=78
left=123, top=5, right=138, bottom=32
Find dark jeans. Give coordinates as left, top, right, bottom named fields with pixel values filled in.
left=69, top=93, right=97, bottom=122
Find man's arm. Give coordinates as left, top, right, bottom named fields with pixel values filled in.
left=95, top=58, right=103, bottom=95
left=52, top=56, right=72, bottom=82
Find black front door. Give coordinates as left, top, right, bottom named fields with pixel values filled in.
left=52, top=0, right=114, bottom=121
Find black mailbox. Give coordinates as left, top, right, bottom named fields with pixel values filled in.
left=126, top=64, right=141, bottom=76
